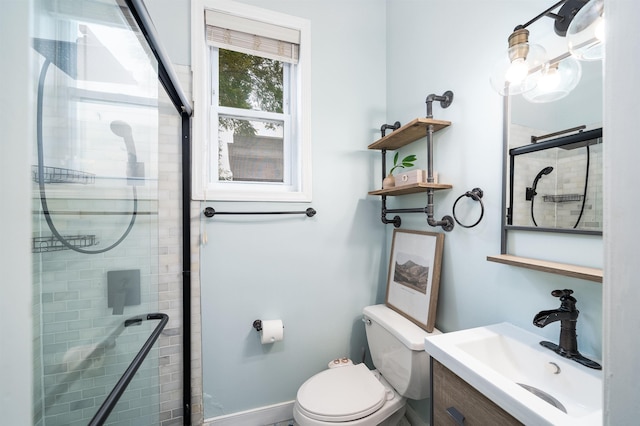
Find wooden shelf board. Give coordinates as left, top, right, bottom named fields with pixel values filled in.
left=368, top=117, right=451, bottom=150
left=487, top=254, right=602, bottom=283
left=368, top=182, right=452, bottom=196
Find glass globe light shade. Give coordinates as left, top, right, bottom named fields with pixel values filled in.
left=523, top=56, right=583, bottom=103
left=490, top=43, right=547, bottom=96
left=567, top=0, right=604, bottom=61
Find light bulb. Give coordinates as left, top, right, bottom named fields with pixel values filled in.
left=538, top=65, right=560, bottom=91
left=523, top=56, right=582, bottom=103
left=490, top=39, right=547, bottom=96
left=594, top=19, right=605, bottom=41
left=505, top=57, right=529, bottom=84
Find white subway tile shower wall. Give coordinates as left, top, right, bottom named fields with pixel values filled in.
left=33, top=213, right=162, bottom=425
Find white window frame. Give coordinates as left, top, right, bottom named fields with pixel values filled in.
left=191, top=0, right=312, bottom=202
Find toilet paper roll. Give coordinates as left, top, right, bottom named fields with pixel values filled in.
left=260, top=319, right=284, bottom=344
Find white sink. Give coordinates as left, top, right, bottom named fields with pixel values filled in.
left=424, top=322, right=602, bottom=425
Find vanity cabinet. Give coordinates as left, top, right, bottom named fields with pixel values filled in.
left=431, top=359, right=522, bottom=426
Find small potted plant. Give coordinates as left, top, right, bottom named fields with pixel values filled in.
left=383, top=152, right=417, bottom=189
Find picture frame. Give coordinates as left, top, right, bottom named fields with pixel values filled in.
left=385, top=229, right=444, bottom=332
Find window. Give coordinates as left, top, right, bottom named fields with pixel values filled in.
left=192, top=0, right=311, bottom=201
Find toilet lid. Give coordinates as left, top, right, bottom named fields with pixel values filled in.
left=296, top=364, right=386, bottom=422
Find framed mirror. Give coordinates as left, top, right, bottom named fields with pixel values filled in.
left=504, top=59, right=603, bottom=236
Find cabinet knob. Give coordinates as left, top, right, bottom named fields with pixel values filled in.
left=446, top=406, right=466, bottom=425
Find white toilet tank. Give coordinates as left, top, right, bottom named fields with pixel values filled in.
left=363, top=304, right=441, bottom=400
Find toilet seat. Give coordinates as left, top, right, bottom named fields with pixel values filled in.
left=296, top=364, right=387, bottom=422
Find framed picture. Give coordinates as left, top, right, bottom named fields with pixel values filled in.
left=385, top=229, right=444, bottom=332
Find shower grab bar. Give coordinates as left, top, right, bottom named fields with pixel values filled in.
left=43, top=315, right=131, bottom=409
left=203, top=206, right=317, bottom=218
left=89, top=313, right=168, bottom=426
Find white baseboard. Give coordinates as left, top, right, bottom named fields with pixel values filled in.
left=204, top=401, right=295, bottom=426
left=203, top=399, right=427, bottom=426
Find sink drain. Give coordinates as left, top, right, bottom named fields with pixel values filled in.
left=517, top=383, right=567, bottom=413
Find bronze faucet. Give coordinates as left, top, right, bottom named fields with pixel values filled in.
left=533, top=289, right=601, bottom=370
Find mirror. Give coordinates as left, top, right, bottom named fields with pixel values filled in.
left=506, top=59, right=603, bottom=234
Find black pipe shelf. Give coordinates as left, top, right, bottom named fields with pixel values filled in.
left=368, top=118, right=451, bottom=150
left=369, top=182, right=452, bottom=196
left=368, top=114, right=454, bottom=229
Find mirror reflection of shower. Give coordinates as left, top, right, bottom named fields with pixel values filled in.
left=508, top=128, right=602, bottom=231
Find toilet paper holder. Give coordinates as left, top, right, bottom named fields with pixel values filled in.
left=253, top=319, right=284, bottom=344
left=253, top=319, right=284, bottom=333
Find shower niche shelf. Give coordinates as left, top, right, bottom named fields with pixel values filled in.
left=32, top=165, right=95, bottom=185
left=32, top=235, right=98, bottom=253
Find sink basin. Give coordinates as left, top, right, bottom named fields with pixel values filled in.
left=424, top=322, right=602, bottom=425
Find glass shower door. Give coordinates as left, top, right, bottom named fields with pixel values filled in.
left=31, top=1, right=178, bottom=425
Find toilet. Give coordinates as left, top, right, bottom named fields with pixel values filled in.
left=293, top=304, right=441, bottom=426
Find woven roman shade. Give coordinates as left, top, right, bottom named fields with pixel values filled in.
left=205, top=9, right=299, bottom=63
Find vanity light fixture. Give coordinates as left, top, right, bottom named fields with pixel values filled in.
left=489, top=28, right=547, bottom=96
left=490, top=0, right=603, bottom=100
left=567, top=0, right=604, bottom=61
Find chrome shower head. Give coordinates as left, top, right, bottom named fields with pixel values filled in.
left=110, top=120, right=133, bottom=139
left=110, top=120, right=144, bottom=184
left=110, top=120, right=136, bottom=160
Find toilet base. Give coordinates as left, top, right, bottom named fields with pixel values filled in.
left=293, top=401, right=405, bottom=426
left=376, top=405, right=407, bottom=426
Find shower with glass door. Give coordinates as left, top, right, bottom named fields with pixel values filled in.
left=31, top=1, right=191, bottom=425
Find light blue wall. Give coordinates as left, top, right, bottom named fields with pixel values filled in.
left=4, top=1, right=639, bottom=424
left=144, top=0, right=191, bottom=66
left=385, top=2, right=603, bottom=418
left=385, top=0, right=602, bottom=356
left=194, top=0, right=389, bottom=417
left=145, top=0, right=604, bottom=420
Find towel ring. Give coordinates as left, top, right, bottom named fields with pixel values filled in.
left=452, top=188, right=485, bottom=229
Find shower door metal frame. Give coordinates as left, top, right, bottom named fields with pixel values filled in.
left=124, top=1, right=193, bottom=424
